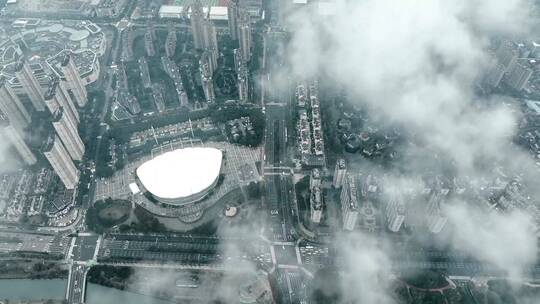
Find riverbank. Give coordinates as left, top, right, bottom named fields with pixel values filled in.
left=0, top=260, right=68, bottom=280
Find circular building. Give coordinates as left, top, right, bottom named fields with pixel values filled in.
left=136, top=147, right=223, bottom=206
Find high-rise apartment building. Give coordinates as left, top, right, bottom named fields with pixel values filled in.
left=165, top=29, right=177, bottom=58
left=233, top=49, right=249, bottom=102
left=51, top=108, right=85, bottom=161
left=496, top=41, right=518, bottom=70
left=485, top=61, right=506, bottom=88
left=200, top=50, right=216, bottom=76
left=426, top=193, right=447, bottom=234
left=228, top=0, right=238, bottom=40
left=44, top=80, right=79, bottom=132
left=203, top=20, right=218, bottom=68
left=190, top=0, right=206, bottom=49
left=505, top=59, right=533, bottom=91
left=311, top=186, right=323, bottom=224
left=57, top=80, right=80, bottom=123
left=333, top=159, right=347, bottom=188
left=200, top=60, right=215, bottom=103
left=42, top=134, right=79, bottom=189
left=1, top=118, right=36, bottom=165
left=14, top=60, right=45, bottom=112
left=310, top=168, right=322, bottom=189
left=180, top=91, right=189, bottom=107
left=60, top=53, right=88, bottom=107
left=0, top=77, right=31, bottom=134
left=238, top=11, right=252, bottom=62
left=385, top=194, right=405, bottom=232
left=237, top=67, right=249, bottom=102
left=341, top=174, right=359, bottom=231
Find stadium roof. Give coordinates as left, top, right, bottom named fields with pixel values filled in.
left=136, top=147, right=222, bottom=200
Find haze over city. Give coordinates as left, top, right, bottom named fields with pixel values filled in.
left=0, top=0, right=539, bottom=303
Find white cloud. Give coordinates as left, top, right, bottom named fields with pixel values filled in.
left=284, top=0, right=538, bottom=300
left=446, top=203, right=537, bottom=279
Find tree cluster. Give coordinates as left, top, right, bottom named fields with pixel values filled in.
left=118, top=205, right=166, bottom=233
left=85, top=198, right=131, bottom=233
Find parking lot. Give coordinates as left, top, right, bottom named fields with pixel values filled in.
left=95, top=233, right=273, bottom=268
left=0, top=231, right=69, bottom=256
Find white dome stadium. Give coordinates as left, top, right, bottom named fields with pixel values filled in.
left=136, top=147, right=223, bottom=205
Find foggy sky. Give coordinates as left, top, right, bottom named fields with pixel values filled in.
left=0, top=133, right=19, bottom=173
left=284, top=0, right=538, bottom=301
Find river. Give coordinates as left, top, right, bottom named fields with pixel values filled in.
left=0, top=279, right=67, bottom=300
left=86, top=284, right=173, bottom=304
left=0, top=279, right=171, bottom=303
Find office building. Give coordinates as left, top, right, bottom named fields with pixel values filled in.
left=43, top=134, right=79, bottom=190
left=340, top=174, right=359, bottom=231
left=52, top=108, right=85, bottom=161
left=61, top=54, right=88, bottom=107
left=228, top=0, right=238, bottom=40
left=190, top=0, right=206, bottom=49
left=332, top=159, right=347, bottom=188
left=310, top=186, right=323, bottom=224
left=0, top=77, right=31, bottom=134
left=1, top=119, right=36, bottom=165
left=14, top=60, right=45, bottom=112
left=310, top=168, right=321, bottom=189
left=505, top=59, right=533, bottom=91
left=165, top=29, right=177, bottom=58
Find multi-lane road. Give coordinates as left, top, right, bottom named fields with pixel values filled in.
left=264, top=105, right=296, bottom=242
left=261, top=28, right=307, bottom=303
left=298, top=241, right=540, bottom=279
left=66, top=264, right=88, bottom=304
